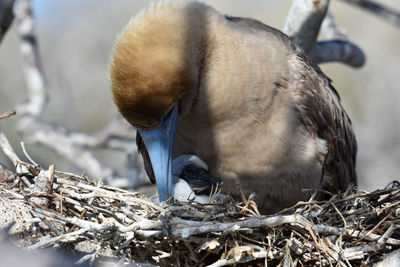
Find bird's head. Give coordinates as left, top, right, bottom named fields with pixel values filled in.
left=110, top=31, right=186, bottom=130
left=110, top=1, right=212, bottom=129
left=109, top=1, right=212, bottom=201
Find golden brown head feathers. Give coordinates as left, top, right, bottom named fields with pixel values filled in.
left=109, top=0, right=212, bottom=128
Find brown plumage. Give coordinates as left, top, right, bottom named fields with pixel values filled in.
left=110, top=0, right=357, bottom=214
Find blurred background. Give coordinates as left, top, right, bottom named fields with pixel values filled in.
left=0, top=0, right=399, bottom=192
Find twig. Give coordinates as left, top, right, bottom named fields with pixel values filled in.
left=55, top=177, right=163, bottom=212
left=0, top=110, right=16, bottom=120
left=311, top=40, right=365, bottom=67
left=207, top=251, right=268, bottom=267
left=27, top=228, right=88, bottom=250
left=170, top=215, right=308, bottom=238
left=320, top=10, right=348, bottom=41
left=340, top=0, right=400, bottom=27
left=284, top=0, right=366, bottom=67
left=314, top=224, right=400, bottom=246
left=365, top=212, right=392, bottom=237
left=15, top=0, right=46, bottom=117
left=20, top=141, right=39, bottom=166
left=284, top=0, right=330, bottom=54
left=69, top=208, right=87, bottom=233
left=34, top=207, right=111, bottom=231
left=0, top=128, right=21, bottom=166
left=331, top=202, right=346, bottom=229
left=30, top=164, right=55, bottom=207
left=376, top=224, right=396, bottom=249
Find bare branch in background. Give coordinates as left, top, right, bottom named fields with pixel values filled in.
left=284, top=0, right=330, bottom=54
left=312, top=40, right=365, bottom=67
left=0, top=110, right=30, bottom=175
left=0, top=110, right=16, bottom=120
left=15, top=0, right=46, bottom=117
left=339, top=0, right=400, bottom=27
left=0, top=0, right=15, bottom=42
left=320, top=11, right=348, bottom=41
left=30, top=164, right=55, bottom=207
left=0, top=129, right=21, bottom=167
left=68, top=115, right=135, bottom=150
left=0, top=110, right=19, bottom=175
left=12, top=0, right=145, bottom=187
left=284, top=0, right=366, bottom=68
left=0, top=127, right=29, bottom=176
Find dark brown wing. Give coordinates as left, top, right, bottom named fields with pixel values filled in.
left=136, top=130, right=156, bottom=184
left=291, top=52, right=357, bottom=192
left=230, top=14, right=358, bottom=190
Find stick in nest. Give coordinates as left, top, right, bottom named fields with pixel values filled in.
left=0, top=110, right=16, bottom=120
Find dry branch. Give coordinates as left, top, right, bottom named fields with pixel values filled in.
left=317, top=10, right=365, bottom=67
left=284, top=0, right=330, bottom=54
left=30, top=164, right=54, bottom=207
left=0, top=111, right=19, bottom=170
left=340, top=0, right=400, bottom=27
left=284, top=0, right=366, bottom=67
left=312, top=40, right=365, bottom=67
left=12, top=0, right=145, bottom=187
left=0, top=110, right=16, bottom=120
left=0, top=129, right=21, bottom=167
left=15, top=0, right=46, bottom=117
left=320, top=11, right=348, bottom=41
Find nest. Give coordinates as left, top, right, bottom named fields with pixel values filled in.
left=0, top=161, right=399, bottom=266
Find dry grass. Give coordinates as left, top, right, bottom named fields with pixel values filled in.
left=0, top=160, right=399, bottom=266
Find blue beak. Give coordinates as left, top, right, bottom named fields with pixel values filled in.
left=138, top=105, right=178, bottom=202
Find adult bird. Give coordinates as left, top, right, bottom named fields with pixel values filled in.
left=109, top=0, right=357, bottom=213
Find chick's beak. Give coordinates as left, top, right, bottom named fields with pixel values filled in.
left=138, top=105, right=178, bottom=202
